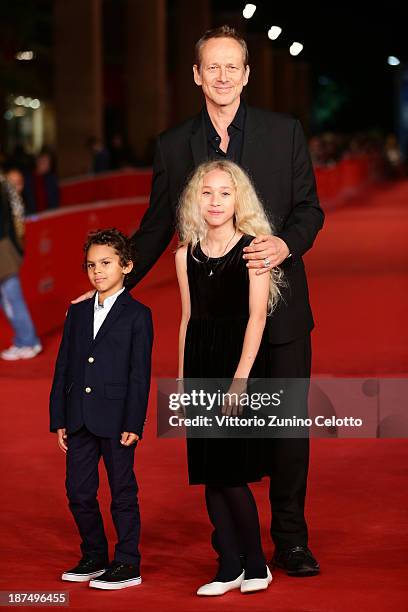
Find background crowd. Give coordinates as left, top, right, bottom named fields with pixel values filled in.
left=0, top=129, right=405, bottom=215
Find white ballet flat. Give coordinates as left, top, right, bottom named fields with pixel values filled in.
left=196, top=570, right=245, bottom=596
left=240, top=566, right=272, bottom=593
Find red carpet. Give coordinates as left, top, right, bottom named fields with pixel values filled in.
left=1, top=180, right=407, bottom=610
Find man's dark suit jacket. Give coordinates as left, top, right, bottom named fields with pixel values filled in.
left=130, top=104, right=324, bottom=344
left=49, top=290, right=153, bottom=439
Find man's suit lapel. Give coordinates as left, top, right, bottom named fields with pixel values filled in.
left=190, top=110, right=208, bottom=166
left=241, top=106, right=280, bottom=216
left=241, top=106, right=263, bottom=171
left=91, top=290, right=131, bottom=348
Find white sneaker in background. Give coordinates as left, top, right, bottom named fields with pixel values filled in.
left=1, top=344, right=42, bottom=360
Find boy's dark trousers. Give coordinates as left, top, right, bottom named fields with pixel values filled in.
left=66, top=426, right=140, bottom=565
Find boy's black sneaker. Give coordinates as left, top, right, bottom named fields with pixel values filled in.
left=89, top=561, right=142, bottom=590
left=61, top=555, right=109, bottom=582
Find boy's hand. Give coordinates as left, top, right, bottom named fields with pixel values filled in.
left=71, top=290, right=94, bottom=304
left=57, top=428, right=68, bottom=453
left=120, top=432, right=139, bottom=446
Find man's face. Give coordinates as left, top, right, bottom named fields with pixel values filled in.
left=193, top=37, right=249, bottom=108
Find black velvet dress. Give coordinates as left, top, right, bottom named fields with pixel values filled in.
left=184, top=234, right=270, bottom=486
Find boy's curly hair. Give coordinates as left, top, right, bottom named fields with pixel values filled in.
left=83, top=228, right=133, bottom=284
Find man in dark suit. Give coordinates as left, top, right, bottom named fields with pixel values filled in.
left=129, top=26, right=323, bottom=577
left=51, top=228, right=153, bottom=589
left=73, top=25, right=323, bottom=576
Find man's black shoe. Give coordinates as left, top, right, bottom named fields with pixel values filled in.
left=271, top=546, right=320, bottom=577
left=89, top=561, right=142, bottom=590
left=61, top=555, right=109, bottom=582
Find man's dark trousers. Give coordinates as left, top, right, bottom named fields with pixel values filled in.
left=267, top=334, right=311, bottom=550
left=66, top=426, right=140, bottom=565
left=210, top=334, right=311, bottom=554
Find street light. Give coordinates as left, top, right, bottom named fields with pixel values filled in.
left=289, top=42, right=304, bottom=56
left=15, top=51, right=34, bottom=61
left=268, top=26, right=282, bottom=40
left=387, top=56, right=400, bottom=66
left=243, top=4, right=256, bottom=19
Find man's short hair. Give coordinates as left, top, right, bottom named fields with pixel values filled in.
left=195, top=25, right=249, bottom=69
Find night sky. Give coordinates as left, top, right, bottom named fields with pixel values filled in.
left=1, top=1, right=407, bottom=135
left=214, top=1, right=408, bottom=133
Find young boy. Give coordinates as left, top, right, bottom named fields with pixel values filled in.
left=49, top=228, right=153, bottom=590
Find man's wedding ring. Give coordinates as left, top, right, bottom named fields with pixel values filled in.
left=264, top=257, right=271, bottom=268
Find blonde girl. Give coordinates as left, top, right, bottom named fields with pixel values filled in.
left=175, top=160, right=283, bottom=596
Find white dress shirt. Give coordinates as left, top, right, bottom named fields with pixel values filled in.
left=93, top=287, right=125, bottom=339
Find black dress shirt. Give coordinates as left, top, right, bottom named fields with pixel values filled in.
left=205, top=100, right=246, bottom=163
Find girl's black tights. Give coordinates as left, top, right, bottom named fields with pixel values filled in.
left=205, top=484, right=267, bottom=581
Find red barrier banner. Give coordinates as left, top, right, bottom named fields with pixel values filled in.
left=0, top=157, right=377, bottom=346
left=60, top=171, right=152, bottom=207
left=17, top=198, right=148, bottom=336
left=314, top=156, right=376, bottom=206
left=60, top=159, right=375, bottom=211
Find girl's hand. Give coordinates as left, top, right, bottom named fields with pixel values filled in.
left=222, top=379, right=247, bottom=417
left=57, top=428, right=68, bottom=453
left=120, top=432, right=139, bottom=446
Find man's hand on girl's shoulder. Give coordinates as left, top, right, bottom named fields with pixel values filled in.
left=243, top=234, right=290, bottom=274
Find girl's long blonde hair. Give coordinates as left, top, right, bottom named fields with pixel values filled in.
left=177, top=160, right=284, bottom=313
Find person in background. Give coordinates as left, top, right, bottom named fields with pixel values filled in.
left=0, top=169, right=42, bottom=360
left=23, top=149, right=59, bottom=214
left=6, top=168, right=25, bottom=197
left=88, top=137, right=111, bottom=174
left=384, top=134, right=405, bottom=179
left=7, top=142, right=34, bottom=175
left=109, top=133, right=134, bottom=170
left=308, top=136, right=326, bottom=168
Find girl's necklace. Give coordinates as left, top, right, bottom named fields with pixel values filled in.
left=202, top=229, right=237, bottom=277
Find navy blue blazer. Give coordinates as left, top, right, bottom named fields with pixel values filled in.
left=49, top=290, right=153, bottom=439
